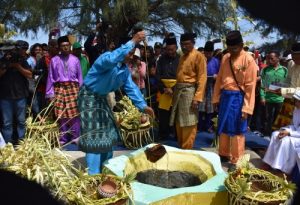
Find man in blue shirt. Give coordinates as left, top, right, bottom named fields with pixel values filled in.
left=78, top=30, right=154, bottom=175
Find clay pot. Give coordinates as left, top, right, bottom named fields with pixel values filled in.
left=98, top=180, right=117, bottom=198
left=140, top=114, right=148, bottom=124
left=145, top=144, right=166, bottom=163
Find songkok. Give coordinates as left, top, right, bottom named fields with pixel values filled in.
left=291, top=42, right=300, bottom=54
left=226, top=30, right=243, bottom=46
left=165, top=37, right=177, bottom=46
left=180, top=33, right=197, bottom=42
left=154, top=42, right=162, bottom=48
left=15, top=40, right=29, bottom=49
left=57, top=36, right=69, bottom=45
left=204, top=41, right=214, bottom=52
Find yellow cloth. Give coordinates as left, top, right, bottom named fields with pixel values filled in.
left=158, top=79, right=177, bottom=110
left=151, top=191, right=228, bottom=205
left=124, top=151, right=216, bottom=183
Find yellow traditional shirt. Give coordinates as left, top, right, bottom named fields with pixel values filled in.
left=176, top=48, right=207, bottom=101
left=212, top=50, right=257, bottom=114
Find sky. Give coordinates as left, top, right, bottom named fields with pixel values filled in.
left=12, top=25, right=278, bottom=51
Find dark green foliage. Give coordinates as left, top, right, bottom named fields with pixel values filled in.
left=0, top=0, right=234, bottom=41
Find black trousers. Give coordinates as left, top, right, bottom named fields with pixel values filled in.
left=264, top=102, right=283, bottom=136
left=249, top=95, right=265, bottom=132
left=158, top=108, right=173, bottom=140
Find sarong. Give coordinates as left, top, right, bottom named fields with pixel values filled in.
left=78, top=85, right=120, bottom=153
left=217, top=90, right=247, bottom=136
left=169, top=83, right=197, bottom=127
left=199, top=78, right=214, bottom=113
left=54, top=82, right=79, bottom=119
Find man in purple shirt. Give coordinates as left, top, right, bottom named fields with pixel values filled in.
left=46, top=36, right=83, bottom=145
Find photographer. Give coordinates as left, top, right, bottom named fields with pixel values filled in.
left=0, top=40, right=32, bottom=144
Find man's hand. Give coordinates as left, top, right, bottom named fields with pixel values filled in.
left=132, top=31, right=146, bottom=44
left=213, top=103, right=219, bottom=112
left=144, top=106, right=155, bottom=118
left=163, top=88, right=173, bottom=96
left=260, top=99, right=266, bottom=106
left=191, top=100, right=199, bottom=111
left=241, top=112, right=248, bottom=120
left=278, top=130, right=290, bottom=139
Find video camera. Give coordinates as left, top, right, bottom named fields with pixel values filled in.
left=0, top=40, right=27, bottom=70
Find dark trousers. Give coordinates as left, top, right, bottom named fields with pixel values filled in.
left=249, top=95, right=265, bottom=132
left=198, top=112, right=214, bottom=131
left=264, top=102, right=283, bottom=136
left=0, top=98, right=27, bottom=143
left=158, top=108, right=173, bottom=140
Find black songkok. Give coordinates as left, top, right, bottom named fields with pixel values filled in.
left=180, top=33, right=197, bottom=42
left=226, top=30, right=243, bottom=46
left=165, top=37, right=177, bottom=46
left=57, top=36, right=69, bottom=45
left=204, top=41, right=214, bottom=52
left=291, top=42, right=300, bottom=54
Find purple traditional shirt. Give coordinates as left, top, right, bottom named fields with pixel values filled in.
left=46, top=54, right=83, bottom=98
left=207, top=57, right=220, bottom=76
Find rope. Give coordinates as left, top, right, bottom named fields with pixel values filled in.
left=143, top=40, right=152, bottom=108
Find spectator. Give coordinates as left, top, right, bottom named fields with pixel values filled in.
left=46, top=36, right=82, bottom=145
left=27, top=43, right=43, bottom=117
left=156, top=36, right=179, bottom=140
left=128, top=48, right=147, bottom=96
left=260, top=50, right=287, bottom=137
left=212, top=30, right=257, bottom=168
left=153, top=42, right=162, bottom=61
left=35, top=39, right=59, bottom=114
left=170, top=33, right=207, bottom=149
left=72, top=42, right=90, bottom=78
left=198, top=41, right=220, bottom=133
left=0, top=40, right=32, bottom=144
left=263, top=90, right=300, bottom=175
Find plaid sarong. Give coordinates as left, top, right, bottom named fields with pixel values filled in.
left=78, top=85, right=120, bottom=153
left=199, top=78, right=214, bottom=113
left=54, top=82, right=79, bottom=119
left=169, top=83, right=198, bottom=127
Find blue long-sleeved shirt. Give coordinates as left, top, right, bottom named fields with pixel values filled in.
left=83, top=40, right=147, bottom=111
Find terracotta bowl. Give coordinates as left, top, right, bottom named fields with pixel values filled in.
left=98, top=180, right=118, bottom=198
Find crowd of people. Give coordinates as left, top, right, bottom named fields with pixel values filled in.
left=0, top=25, right=300, bottom=179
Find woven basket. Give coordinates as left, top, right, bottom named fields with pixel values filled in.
left=27, top=122, right=60, bottom=148
left=225, top=168, right=292, bottom=205
left=120, top=121, right=153, bottom=149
